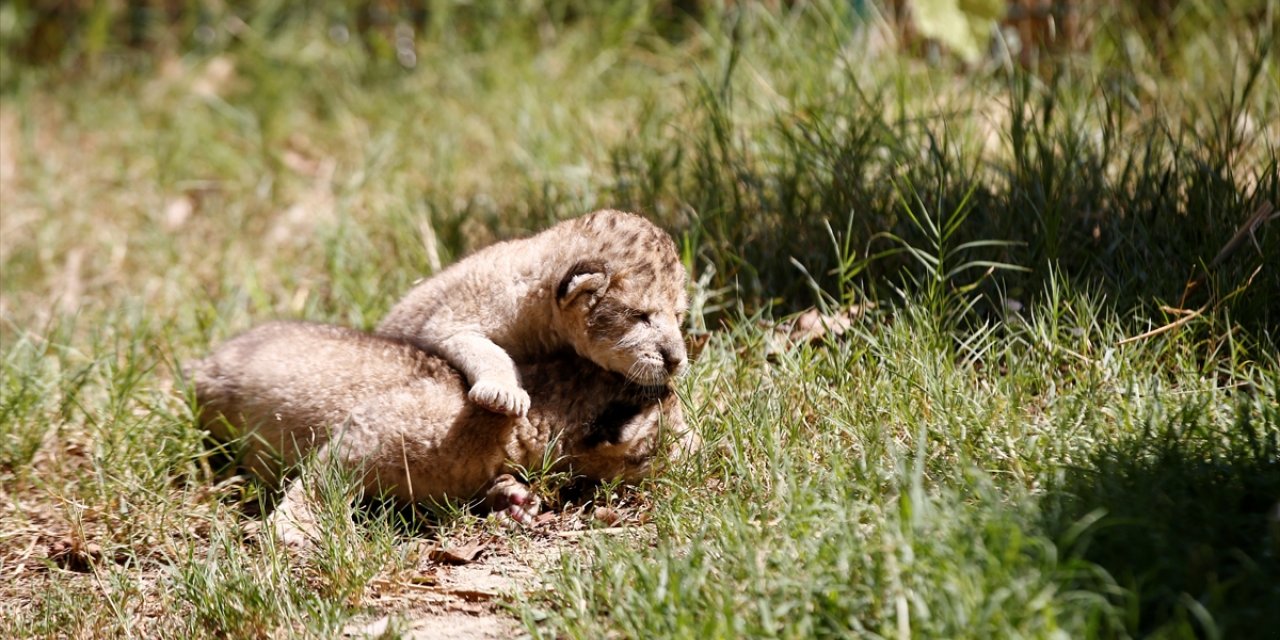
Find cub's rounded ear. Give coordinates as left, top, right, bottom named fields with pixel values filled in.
left=557, top=260, right=610, bottom=308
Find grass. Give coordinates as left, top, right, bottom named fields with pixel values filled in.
left=536, top=296, right=1279, bottom=638
left=2, top=1, right=1278, bottom=638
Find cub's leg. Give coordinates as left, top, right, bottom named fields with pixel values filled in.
left=270, top=472, right=541, bottom=542
left=437, top=332, right=530, bottom=417
left=264, top=442, right=344, bottom=550
left=268, top=474, right=323, bottom=549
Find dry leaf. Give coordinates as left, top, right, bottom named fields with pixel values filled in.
left=686, top=332, right=711, bottom=360
left=787, top=307, right=854, bottom=343
left=48, top=536, right=103, bottom=572
left=427, top=536, right=492, bottom=565
left=764, top=304, right=874, bottom=359
left=443, top=588, right=499, bottom=602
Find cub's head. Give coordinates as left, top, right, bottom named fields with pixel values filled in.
left=553, top=212, right=689, bottom=385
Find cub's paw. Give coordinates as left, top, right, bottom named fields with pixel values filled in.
left=484, top=474, right=540, bottom=527
left=266, top=514, right=315, bottom=552
left=469, top=379, right=530, bottom=417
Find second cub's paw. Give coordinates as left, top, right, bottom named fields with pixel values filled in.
left=469, top=379, right=530, bottom=416
left=484, top=474, right=540, bottom=527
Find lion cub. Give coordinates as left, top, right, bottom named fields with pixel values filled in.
left=190, top=321, right=693, bottom=546
left=377, top=209, right=689, bottom=417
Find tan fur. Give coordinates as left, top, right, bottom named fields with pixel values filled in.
left=377, top=209, right=690, bottom=416
left=190, top=321, right=694, bottom=545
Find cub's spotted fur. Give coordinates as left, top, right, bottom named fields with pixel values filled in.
left=377, top=209, right=688, bottom=417
left=190, top=321, right=693, bottom=546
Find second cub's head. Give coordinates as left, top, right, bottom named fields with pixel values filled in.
left=554, top=213, right=689, bottom=385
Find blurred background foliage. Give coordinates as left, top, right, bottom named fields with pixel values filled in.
left=1, top=0, right=1276, bottom=341
left=3, top=1, right=1273, bottom=71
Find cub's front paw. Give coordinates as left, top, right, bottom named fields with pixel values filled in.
left=468, top=379, right=530, bottom=417
left=484, top=473, right=540, bottom=527
left=266, top=512, right=315, bottom=552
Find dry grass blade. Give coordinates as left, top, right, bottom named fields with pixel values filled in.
left=1180, top=200, right=1277, bottom=306
left=1117, top=306, right=1206, bottom=346
left=1209, top=200, right=1276, bottom=271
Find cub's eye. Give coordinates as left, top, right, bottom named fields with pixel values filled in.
left=628, top=309, right=651, bottom=323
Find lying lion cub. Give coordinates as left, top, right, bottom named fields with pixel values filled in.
left=190, top=321, right=693, bottom=546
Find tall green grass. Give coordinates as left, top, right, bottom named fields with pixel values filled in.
left=532, top=274, right=1279, bottom=638
left=603, top=5, right=1277, bottom=334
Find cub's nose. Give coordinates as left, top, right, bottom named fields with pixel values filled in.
left=659, top=344, right=686, bottom=374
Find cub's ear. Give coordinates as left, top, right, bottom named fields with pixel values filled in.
left=557, top=260, right=610, bottom=308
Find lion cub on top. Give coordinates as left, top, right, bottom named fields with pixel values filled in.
left=378, top=209, right=689, bottom=417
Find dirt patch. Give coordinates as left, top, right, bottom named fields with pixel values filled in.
left=0, top=488, right=650, bottom=638
left=350, top=523, right=649, bottom=639
left=346, top=611, right=518, bottom=640
left=347, top=543, right=552, bottom=639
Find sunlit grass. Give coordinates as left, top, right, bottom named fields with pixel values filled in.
left=2, top=2, right=1277, bottom=638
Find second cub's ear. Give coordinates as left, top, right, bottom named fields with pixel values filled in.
left=557, top=260, right=610, bottom=308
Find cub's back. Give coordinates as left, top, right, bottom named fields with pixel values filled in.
left=190, top=322, right=465, bottom=456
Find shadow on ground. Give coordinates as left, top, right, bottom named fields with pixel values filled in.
left=1044, top=396, right=1280, bottom=638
